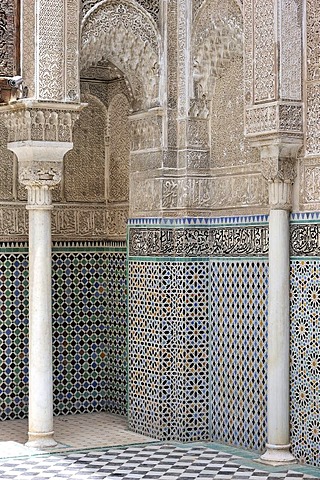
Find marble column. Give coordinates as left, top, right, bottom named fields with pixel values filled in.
left=259, top=145, right=297, bottom=465
left=26, top=184, right=56, bottom=447
left=8, top=141, right=72, bottom=448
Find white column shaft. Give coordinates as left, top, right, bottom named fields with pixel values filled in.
left=267, top=209, right=290, bottom=444
left=27, top=203, right=56, bottom=448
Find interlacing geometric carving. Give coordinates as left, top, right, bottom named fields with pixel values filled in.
left=81, top=0, right=160, bottom=110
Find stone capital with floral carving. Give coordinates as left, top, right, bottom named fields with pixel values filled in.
left=259, top=142, right=302, bottom=210
left=7, top=140, right=73, bottom=209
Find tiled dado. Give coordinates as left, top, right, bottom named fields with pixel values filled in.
left=290, top=214, right=320, bottom=467
left=0, top=241, right=127, bottom=421
left=127, top=216, right=268, bottom=448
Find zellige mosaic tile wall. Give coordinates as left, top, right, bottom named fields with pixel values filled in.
left=128, top=216, right=269, bottom=448
left=0, top=242, right=127, bottom=421
left=290, top=214, right=320, bottom=467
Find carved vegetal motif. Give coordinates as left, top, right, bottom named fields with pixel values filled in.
left=280, top=0, right=302, bottom=101
left=108, top=94, right=130, bottom=203
left=64, top=94, right=106, bottom=203
left=38, top=1, right=64, bottom=100
left=253, top=0, right=276, bottom=103
left=192, top=0, right=243, bottom=98
left=81, top=0, right=160, bottom=110
left=0, top=0, right=18, bottom=77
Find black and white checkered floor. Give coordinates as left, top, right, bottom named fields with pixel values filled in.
left=0, top=444, right=318, bottom=480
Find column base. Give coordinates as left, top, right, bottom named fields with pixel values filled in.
left=259, top=443, right=296, bottom=466
left=26, top=431, right=57, bottom=449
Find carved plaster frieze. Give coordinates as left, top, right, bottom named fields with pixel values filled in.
left=130, top=173, right=268, bottom=215
left=0, top=203, right=127, bottom=240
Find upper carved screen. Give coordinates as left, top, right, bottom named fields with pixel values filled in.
left=0, top=0, right=20, bottom=77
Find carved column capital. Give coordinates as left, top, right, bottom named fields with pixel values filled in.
left=259, top=142, right=301, bottom=210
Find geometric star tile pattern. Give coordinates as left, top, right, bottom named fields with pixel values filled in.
left=290, top=260, right=320, bottom=467
left=0, top=243, right=127, bottom=421
left=0, top=444, right=317, bottom=480
left=128, top=260, right=210, bottom=442
left=210, top=260, right=268, bottom=452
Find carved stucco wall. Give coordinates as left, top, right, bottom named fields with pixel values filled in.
left=190, top=0, right=268, bottom=214
left=0, top=77, right=131, bottom=240
left=64, top=94, right=106, bottom=203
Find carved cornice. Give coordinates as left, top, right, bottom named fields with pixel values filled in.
left=1, top=102, right=83, bottom=143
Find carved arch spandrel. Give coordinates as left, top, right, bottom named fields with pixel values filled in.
left=64, top=93, right=107, bottom=203
left=81, top=0, right=161, bottom=111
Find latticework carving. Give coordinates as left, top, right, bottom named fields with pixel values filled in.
left=64, top=94, right=106, bottom=203
left=108, top=94, right=130, bottom=203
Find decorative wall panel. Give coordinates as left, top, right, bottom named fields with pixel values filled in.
left=290, top=259, right=320, bottom=467
left=108, top=94, right=130, bottom=203
left=128, top=258, right=210, bottom=441
left=0, top=242, right=127, bottom=420
left=128, top=216, right=268, bottom=447
left=210, top=260, right=268, bottom=451
left=211, top=57, right=259, bottom=168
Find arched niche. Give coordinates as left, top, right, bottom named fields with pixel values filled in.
left=81, top=0, right=161, bottom=111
